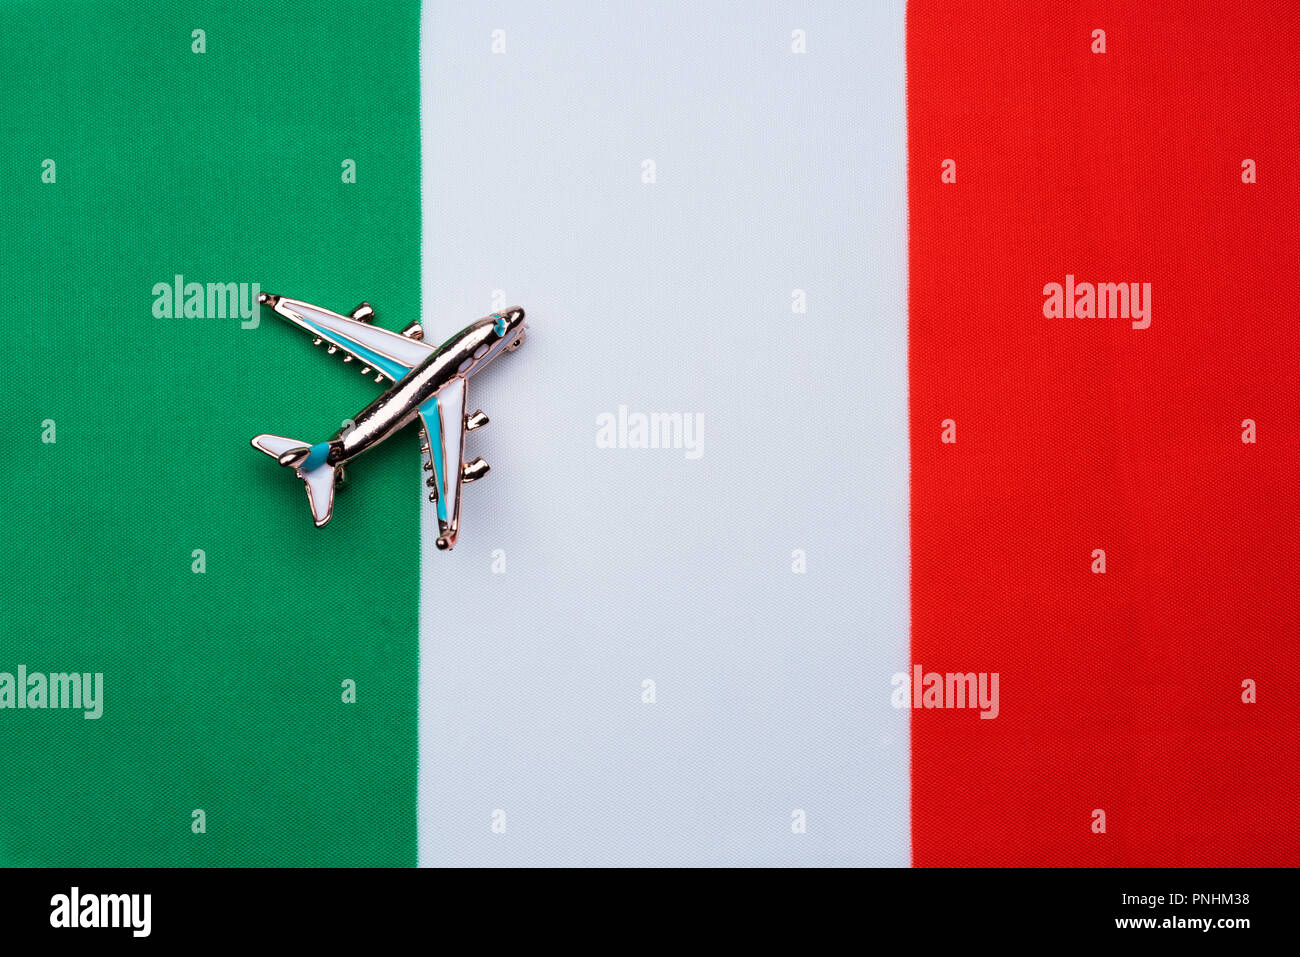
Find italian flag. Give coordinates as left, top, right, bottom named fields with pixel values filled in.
left=1, top=1, right=1294, bottom=867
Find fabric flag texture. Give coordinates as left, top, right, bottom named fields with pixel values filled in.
left=908, top=0, right=1299, bottom=867
left=0, top=1, right=1294, bottom=867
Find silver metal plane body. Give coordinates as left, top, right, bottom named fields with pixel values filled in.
left=250, top=293, right=526, bottom=549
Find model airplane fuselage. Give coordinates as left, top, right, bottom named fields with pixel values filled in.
left=250, top=293, right=527, bottom=549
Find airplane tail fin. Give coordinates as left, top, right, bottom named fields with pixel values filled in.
left=250, top=434, right=339, bottom=527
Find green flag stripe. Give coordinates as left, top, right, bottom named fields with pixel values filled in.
left=0, top=2, right=422, bottom=866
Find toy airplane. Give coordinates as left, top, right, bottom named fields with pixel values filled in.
left=250, top=293, right=527, bottom=549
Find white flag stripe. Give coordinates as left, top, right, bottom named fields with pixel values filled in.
left=418, top=1, right=910, bottom=866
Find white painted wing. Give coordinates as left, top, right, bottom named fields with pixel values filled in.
left=250, top=434, right=307, bottom=458
left=417, top=375, right=467, bottom=548
left=269, top=296, right=435, bottom=382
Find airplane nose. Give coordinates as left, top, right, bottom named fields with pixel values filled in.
left=505, top=322, right=527, bottom=352
left=257, top=292, right=279, bottom=307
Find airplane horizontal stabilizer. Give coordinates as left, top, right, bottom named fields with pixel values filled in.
left=251, top=433, right=339, bottom=527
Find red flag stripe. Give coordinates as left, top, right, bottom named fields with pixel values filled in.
left=907, top=0, right=1300, bottom=866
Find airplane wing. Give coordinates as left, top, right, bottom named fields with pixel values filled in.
left=418, top=376, right=471, bottom=550
left=265, top=295, right=435, bottom=383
